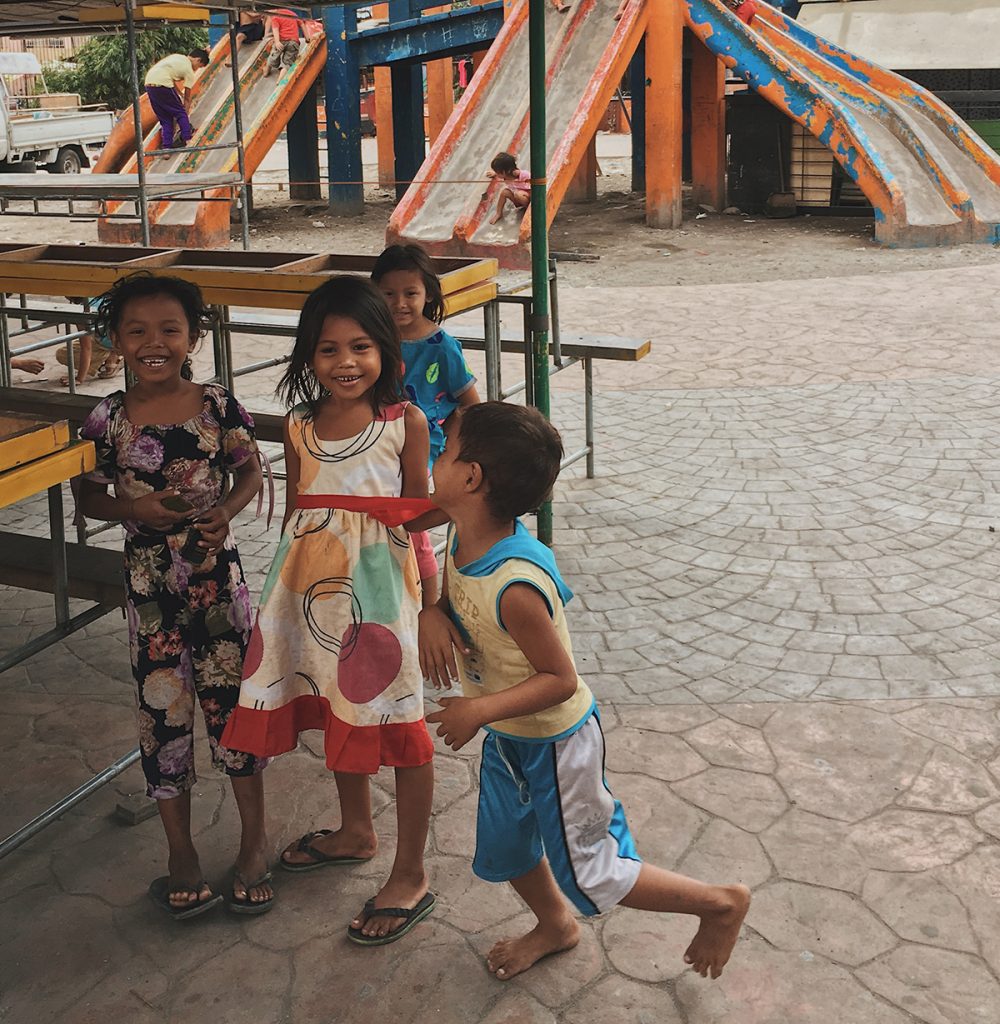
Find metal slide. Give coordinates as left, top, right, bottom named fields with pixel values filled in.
left=388, top=0, right=649, bottom=269
left=684, top=0, right=1000, bottom=245
left=96, top=33, right=326, bottom=248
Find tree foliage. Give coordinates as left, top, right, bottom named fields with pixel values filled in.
left=42, top=27, right=209, bottom=112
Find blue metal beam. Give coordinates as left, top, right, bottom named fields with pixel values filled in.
left=630, top=39, right=646, bottom=193
left=348, top=3, right=503, bottom=66
left=288, top=80, right=321, bottom=201
left=324, top=4, right=364, bottom=215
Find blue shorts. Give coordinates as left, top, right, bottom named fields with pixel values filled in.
left=473, top=710, right=642, bottom=916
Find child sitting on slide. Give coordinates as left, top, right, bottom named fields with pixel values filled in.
left=487, top=152, right=531, bottom=225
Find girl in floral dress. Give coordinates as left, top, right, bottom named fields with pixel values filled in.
left=78, top=274, right=272, bottom=919
left=222, top=277, right=439, bottom=946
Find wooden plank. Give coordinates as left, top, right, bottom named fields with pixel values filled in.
left=0, top=387, right=290, bottom=444
left=442, top=281, right=498, bottom=316
left=0, top=388, right=99, bottom=427
left=0, top=417, right=69, bottom=473
left=0, top=440, right=94, bottom=509
left=438, top=259, right=499, bottom=296
left=0, top=275, right=497, bottom=316
left=0, top=531, right=124, bottom=605
left=450, top=325, right=651, bottom=361
left=0, top=173, right=240, bottom=200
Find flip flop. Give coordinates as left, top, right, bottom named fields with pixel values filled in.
left=228, top=868, right=275, bottom=916
left=280, top=829, right=374, bottom=873
left=96, top=358, right=121, bottom=379
left=347, top=891, right=436, bottom=947
left=148, top=876, right=222, bottom=921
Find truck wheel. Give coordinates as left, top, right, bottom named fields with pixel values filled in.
left=51, top=147, right=83, bottom=174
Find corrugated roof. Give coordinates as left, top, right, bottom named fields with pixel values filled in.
left=0, top=2, right=329, bottom=37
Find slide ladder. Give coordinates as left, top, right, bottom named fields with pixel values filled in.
left=96, top=33, right=326, bottom=248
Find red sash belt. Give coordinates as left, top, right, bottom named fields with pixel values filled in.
left=295, top=493, right=437, bottom=527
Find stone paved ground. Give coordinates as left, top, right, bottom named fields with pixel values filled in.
left=3, top=262, right=1000, bottom=1023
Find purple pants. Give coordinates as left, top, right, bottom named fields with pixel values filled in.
left=145, top=85, right=192, bottom=149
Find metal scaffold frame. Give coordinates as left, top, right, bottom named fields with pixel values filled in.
left=0, top=0, right=253, bottom=249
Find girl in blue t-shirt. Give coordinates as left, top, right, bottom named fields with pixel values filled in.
left=372, top=244, right=480, bottom=604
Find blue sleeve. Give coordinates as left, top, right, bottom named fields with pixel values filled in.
left=436, top=330, right=476, bottom=400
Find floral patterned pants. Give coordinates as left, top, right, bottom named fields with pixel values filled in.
left=124, top=531, right=266, bottom=799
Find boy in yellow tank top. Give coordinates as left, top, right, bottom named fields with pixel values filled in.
left=421, top=403, right=750, bottom=982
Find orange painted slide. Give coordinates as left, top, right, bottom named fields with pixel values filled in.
left=388, top=0, right=648, bottom=269
left=97, top=33, right=326, bottom=248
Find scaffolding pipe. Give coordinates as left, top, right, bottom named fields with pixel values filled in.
left=228, top=13, right=252, bottom=251
left=124, top=0, right=151, bottom=247
left=529, top=0, right=552, bottom=545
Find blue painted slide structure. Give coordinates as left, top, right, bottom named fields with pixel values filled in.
left=686, top=0, right=1000, bottom=245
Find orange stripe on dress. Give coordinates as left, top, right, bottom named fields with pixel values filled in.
left=295, top=494, right=437, bottom=527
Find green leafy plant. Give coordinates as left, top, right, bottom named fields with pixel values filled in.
left=40, top=26, right=209, bottom=112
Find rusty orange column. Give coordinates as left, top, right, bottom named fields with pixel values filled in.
left=566, top=134, right=598, bottom=203
left=426, top=58, right=454, bottom=144
left=690, top=36, right=726, bottom=210
left=425, top=5, right=455, bottom=144
left=371, top=3, right=395, bottom=189
left=374, top=65, right=395, bottom=188
left=644, top=0, right=683, bottom=228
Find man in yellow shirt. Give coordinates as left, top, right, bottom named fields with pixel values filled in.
left=144, top=49, right=209, bottom=150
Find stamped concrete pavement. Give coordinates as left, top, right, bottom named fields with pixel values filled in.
left=2, top=262, right=1000, bottom=1023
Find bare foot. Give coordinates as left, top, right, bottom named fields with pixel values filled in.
left=489, top=210, right=502, bottom=225
left=350, top=873, right=429, bottom=939
left=555, top=3, right=571, bottom=10
left=11, top=357, right=44, bottom=374
left=487, top=915, right=581, bottom=980
left=280, top=825, right=377, bottom=868
left=683, top=884, right=751, bottom=979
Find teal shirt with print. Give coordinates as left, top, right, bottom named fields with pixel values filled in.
left=401, top=327, right=476, bottom=464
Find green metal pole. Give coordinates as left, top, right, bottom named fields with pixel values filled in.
left=529, top=0, right=553, bottom=545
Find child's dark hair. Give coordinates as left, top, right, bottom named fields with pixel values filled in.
left=491, top=151, right=518, bottom=176
left=189, top=48, right=210, bottom=64
left=94, top=272, right=211, bottom=381
left=456, top=402, right=563, bottom=520
left=371, top=244, right=445, bottom=324
left=277, top=276, right=404, bottom=417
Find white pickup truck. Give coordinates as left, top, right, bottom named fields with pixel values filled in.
left=0, top=52, right=114, bottom=174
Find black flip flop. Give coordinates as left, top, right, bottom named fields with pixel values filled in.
left=228, top=868, right=275, bottom=916
left=347, top=891, right=436, bottom=947
left=280, top=829, right=374, bottom=873
left=148, top=876, right=223, bottom=921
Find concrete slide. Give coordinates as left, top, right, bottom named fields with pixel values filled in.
left=96, top=33, right=326, bottom=248
left=684, top=0, right=1000, bottom=245
left=388, top=0, right=649, bottom=268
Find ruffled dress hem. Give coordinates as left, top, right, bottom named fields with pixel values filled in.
left=222, top=696, right=434, bottom=773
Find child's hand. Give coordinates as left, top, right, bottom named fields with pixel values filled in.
left=131, top=490, right=191, bottom=531
left=418, top=606, right=469, bottom=689
left=426, top=695, right=483, bottom=750
left=193, top=506, right=231, bottom=553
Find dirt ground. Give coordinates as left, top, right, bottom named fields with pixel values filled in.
left=242, top=166, right=1000, bottom=288
left=7, top=136, right=999, bottom=289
